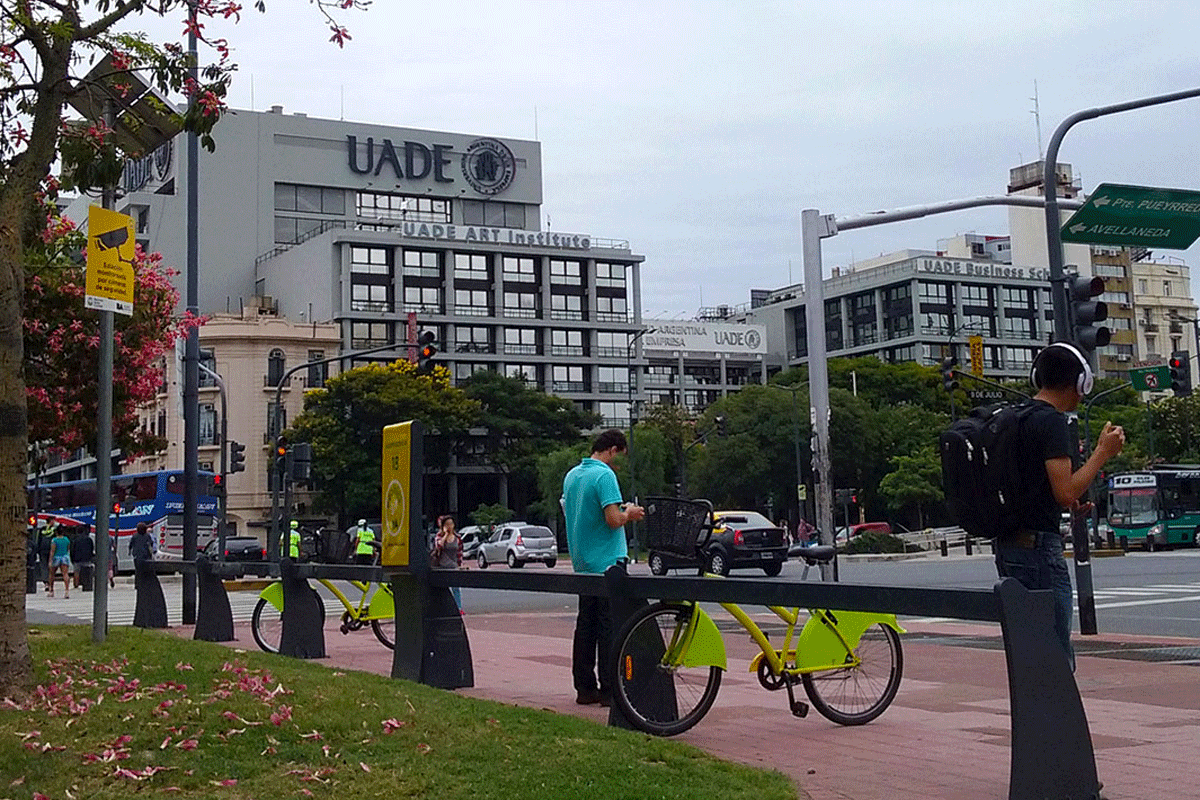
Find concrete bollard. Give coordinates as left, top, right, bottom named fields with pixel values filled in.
left=1119, top=535, right=1128, bottom=552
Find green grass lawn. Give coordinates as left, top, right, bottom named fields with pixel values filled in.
left=2, top=627, right=799, bottom=800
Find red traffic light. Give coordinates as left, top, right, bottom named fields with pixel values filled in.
left=112, top=502, right=121, bottom=514
left=420, top=344, right=436, bottom=359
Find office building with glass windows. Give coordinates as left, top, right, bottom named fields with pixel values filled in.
left=97, top=106, right=646, bottom=520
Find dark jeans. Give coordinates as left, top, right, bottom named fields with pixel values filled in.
left=572, top=594, right=613, bottom=695
left=995, top=532, right=1075, bottom=672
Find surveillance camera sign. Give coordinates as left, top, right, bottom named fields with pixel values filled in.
left=85, top=205, right=136, bottom=315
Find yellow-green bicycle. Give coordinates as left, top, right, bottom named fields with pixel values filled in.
left=251, top=578, right=396, bottom=653
left=613, top=497, right=904, bottom=736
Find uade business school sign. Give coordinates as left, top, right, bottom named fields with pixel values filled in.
left=1062, top=183, right=1200, bottom=250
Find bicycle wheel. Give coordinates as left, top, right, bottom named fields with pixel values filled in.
left=371, top=616, right=396, bottom=649
left=801, top=621, right=903, bottom=725
left=612, top=602, right=722, bottom=737
left=250, top=590, right=326, bottom=654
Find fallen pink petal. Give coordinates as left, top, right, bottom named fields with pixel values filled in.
left=359, top=762, right=371, bottom=772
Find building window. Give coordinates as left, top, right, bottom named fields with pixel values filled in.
left=1003, top=316, right=1033, bottom=338
left=597, top=401, right=630, bottom=428
left=505, top=363, right=540, bottom=382
left=197, top=349, right=217, bottom=388
left=199, top=403, right=217, bottom=446
left=461, top=199, right=526, bottom=228
left=356, top=191, right=450, bottom=224
left=454, top=288, right=491, bottom=316
left=267, top=349, right=285, bottom=387
left=1100, top=291, right=1130, bottom=305
left=1164, top=280, right=1172, bottom=297
left=350, top=321, right=393, bottom=348
left=596, top=331, right=625, bottom=358
left=962, top=313, right=994, bottom=336
left=551, top=329, right=585, bottom=357
left=504, top=327, right=538, bottom=355
left=504, top=291, right=539, bottom=318
left=307, top=351, right=327, bottom=388
left=919, top=281, right=951, bottom=304
left=1002, top=287, right=1032, bottom=307
left=276, top=183, right=345, bottom=215
left=454, top=252, right=490, bottom=282
left=825, top=298, right=843, bottom=351
left=595, top=262, right=626, bottom=289
left=403, top=285, right=441, bottom=313
left=455, top=326, right=493, bottom=354
left=502, top=255, right=536, bottom=281
left=350, top=246, right=394, bottom=312
left=1138, top=279, right=1148, bottom=294
left=1146, top=336, right=1157, bottom=355
left=401, top=249, right=441, bottom=278
left=597, top=367, right=629, bottom=394
left=552, top=365, right=586, bottom=393
left=595, top=295, right=627, bottom=322
left=550, top=293, right=583, bottom=320
left=156, top=409, right=166, bottom=438
left=550, top=259, right=582, bottom=286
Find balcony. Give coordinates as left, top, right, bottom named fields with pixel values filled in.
left=551, top=381, right=588, bottom=393
left=549, top=309, right=585, bottom=321
left=550, top=345, right=586, bottom=357
left=503, top=307, right=539, bottom=319
left=597, top=382, right=630, bottom=394
left=504, top=344, right=539, bottom=356
left=453, top=305, right=494, bottom=317
left=454, top=343, right=495, bottom=354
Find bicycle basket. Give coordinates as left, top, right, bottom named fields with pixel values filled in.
left=642, top=496, right=713, bottom=557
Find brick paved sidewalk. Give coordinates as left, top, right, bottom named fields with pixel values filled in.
left=204, top=612, right=1200, bottom=800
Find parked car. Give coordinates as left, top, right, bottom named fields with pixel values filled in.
left=648, top=510, right=788, bottom=577
left=459, top=525, right=488, bottom=560
left=476, top=522, right=557, bottom=568
left=834, top=521, right=892, bottom=548
left=202, top=536, right=266, bottom=562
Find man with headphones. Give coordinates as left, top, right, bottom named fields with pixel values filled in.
left=999, top=342, right=1126, bottom=671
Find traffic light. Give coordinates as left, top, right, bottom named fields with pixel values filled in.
left=715, top=415, right=727, bottom=436
left=1170, top=351, right=1192, bottom=397
left=291, top=442, right=312, bottom=485
left=212, top=474, right=225, bottom=497
left=416, top=330, right=438, bottom=374
left=229, top=440, right=246, bottom=473
left=941, top=356, right=959, bottom=392
left=274, top=436, right=288, bottom=474
left=1067, top=274, right=1111, bottom=355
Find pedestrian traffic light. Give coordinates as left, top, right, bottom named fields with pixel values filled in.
left=1067, top=274, right=1110, bottom=355
left=212, top=474, right=225, bottom=496
left=229, top=440, right=246, bottom=473
left=291, top=442, right=312, bottom=485
left=1170, top=351, right=1192, bottom=397
left=416, top=330, right=438, bottom=375
left=715, top=415, right=727, bottom=437
left=941, top=356, right=959, bottom=392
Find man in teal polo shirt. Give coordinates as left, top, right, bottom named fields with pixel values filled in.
left=563, top=429, right=644, bottom=706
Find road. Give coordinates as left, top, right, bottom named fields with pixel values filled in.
left=24, top=548, right=1200, bottom=640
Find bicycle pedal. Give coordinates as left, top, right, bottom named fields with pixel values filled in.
left=790, top=700, right=809, bottom=718
left=339, top=623, right=350, bottom=635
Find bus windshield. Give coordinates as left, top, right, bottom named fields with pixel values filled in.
left=1109, top=488, right=1157, bottom=526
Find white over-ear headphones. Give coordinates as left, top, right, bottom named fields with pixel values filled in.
left=1029, top=342, right=1093, bottom=395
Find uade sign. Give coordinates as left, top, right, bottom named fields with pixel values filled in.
left=1061, top=183, right=1200, bottom=250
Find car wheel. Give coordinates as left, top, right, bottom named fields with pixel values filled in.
left=477, top=552, right=488, bottom=569
left=649, top=552, right=667, bottom=576
left=706, top=549, right=730, bottom=576
left=546, top=559, right=557, bottom=568
left=507, top=551, right=524, bottom=568
left=762, top=561, right=783, bottom=577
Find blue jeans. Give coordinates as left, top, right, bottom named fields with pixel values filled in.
left=995, top=532, right=1075, bottom=672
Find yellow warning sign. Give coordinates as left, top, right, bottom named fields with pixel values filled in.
left=85, top=206, right=136, bottom=316
left=381, top=421, right=414, bottom=567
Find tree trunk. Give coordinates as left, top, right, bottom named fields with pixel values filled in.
left=0, top=33, right=74, bottom=697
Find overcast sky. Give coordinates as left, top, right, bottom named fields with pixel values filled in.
left=130, top=0, right=1200, bottom=319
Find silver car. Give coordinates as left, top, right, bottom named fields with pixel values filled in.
left=476, top=523, right=557, bottom=569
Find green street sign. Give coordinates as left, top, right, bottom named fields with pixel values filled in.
left=1130, top=363, right=1170, bottom=392
left=1061, top=183, right=1200, bottom=250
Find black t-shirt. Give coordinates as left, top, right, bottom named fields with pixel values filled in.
left=1015, top=400, right=1072, bottom=533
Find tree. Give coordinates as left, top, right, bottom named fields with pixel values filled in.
left=0, top=0, right=364, bottom=696
left=458, top=371, right=598, bottom=514
left=289, top=362, right=479, bottom=529
left=532, top=442, right=590, bottom=534
left=24, top=201, right=197, bottom=456
left=878, top=446, right=944, bottom=529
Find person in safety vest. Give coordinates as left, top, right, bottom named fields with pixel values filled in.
left=284, top=520, right=301, bottom=560
left=353, top=519, right=376, bottom=565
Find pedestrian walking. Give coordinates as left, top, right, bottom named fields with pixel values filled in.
left=37, top=523, right=54, bottom=590
left=997, top=342, right=1124, bottom=672
left=47, top=524, right=72, bottom=598
left=129, top=521, right=155, bottom=565
left=69, top=526, right=95, bottom=589
left=562, top=429, right=645, bottom=706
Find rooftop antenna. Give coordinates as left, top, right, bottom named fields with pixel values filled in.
left=1031, top=79, right=1044, bottom=160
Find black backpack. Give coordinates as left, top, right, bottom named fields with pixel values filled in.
left=939, top=401, right=1037, bottom=540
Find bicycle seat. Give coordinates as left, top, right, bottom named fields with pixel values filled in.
left=795, top=544, right=836, bottom=565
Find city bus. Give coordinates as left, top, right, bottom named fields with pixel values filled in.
left=28, top=470, right=220, bottom=571
left=1107, top=466, right=1200, bottom=549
